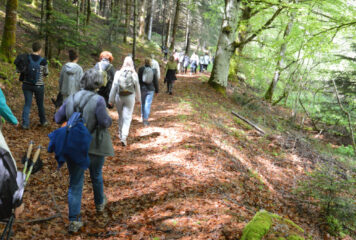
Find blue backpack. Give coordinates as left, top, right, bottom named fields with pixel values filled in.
left=27, top=55, right=42, bottom=84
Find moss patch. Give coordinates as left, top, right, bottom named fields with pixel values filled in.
left=241, top=210, right=305, bottom=240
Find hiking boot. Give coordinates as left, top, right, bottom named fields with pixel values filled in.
left=96, top=195, right=107, bottom=213
left=121, top=140, right=127, bottom=146
left=68, top=221, right=83, bottom=233
left=169, top=92, right=173, bottom=95
left=22, top=124, right=29, bottom=130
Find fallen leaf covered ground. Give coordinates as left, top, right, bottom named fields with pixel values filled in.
left=1, top=72, right=322, bottom=239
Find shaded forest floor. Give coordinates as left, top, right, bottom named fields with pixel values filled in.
left=0, top=71, right=325, bottom=239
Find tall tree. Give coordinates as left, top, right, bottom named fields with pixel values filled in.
left=86, top=0, right=91, bottom=25
left=208, top=0, right=241, bottom=90
left=138, top=0, right=146, bottom=38
left=123, top=0, right=131, bottom=43
left=184, top=0, right=192, bottom=54
left=0, top=0, right=18, bottom=63
left=169, top=0, right=181, bottom=51
left=147, top=0, right=155, bottom=41
left=132, top=0, right=138, bottom=60
left=44, top=0, right=53, bottom=59
left=264, top=4, right=297, bottom=102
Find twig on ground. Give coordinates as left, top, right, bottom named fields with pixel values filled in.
left=17, top=213, right=61, bottom=224
left=231, top=111, right=265, bottom=135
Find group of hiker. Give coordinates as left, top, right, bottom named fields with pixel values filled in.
left=0, top=41, right=183, bottom=234
left=173, top=51, right=212, bottom=74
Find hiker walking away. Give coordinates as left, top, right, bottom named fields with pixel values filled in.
left=183, top=54, right=190, bottom=74
left=203, top=52, right=210, bottom=72
left=19, top=42, right=49, bottom=129
left=108, top=57, right=141, bottom=146
left=162, top=46, right=168, bottom=60
left=178, top=52, right=184, bottom=73
left=0, top=83, right=18, bottom=163
left=95, top=51, right=116, bottom=108
left=54, top=69, right=113, bottom=233
left=199, top=55, right=204, bottom=72
left=190, top=52, right=199, bottom=74
left=53, top=50, right=83, bottom=107
left=164, top=56, right=178, bottom=95
left=151, top=54, right=161, bottom=81
left=138, top=59, right=159, bottom=126
left=0, top=83, right=25, bottom=222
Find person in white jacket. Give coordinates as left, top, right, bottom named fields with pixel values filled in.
left=151, top=54, right=161, bottom=80
left=108, top=56, right=141, bottom=146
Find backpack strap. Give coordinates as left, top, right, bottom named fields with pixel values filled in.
left=72, top=92, right=97, bottom=115
left=28, top=54, right=42, bottom=65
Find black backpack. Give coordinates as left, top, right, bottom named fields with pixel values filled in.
left=14, top=54, right=29, bottom=82
left=26, top=55, right=43, bottom=84
left=0, top=148, right=22, bottom=220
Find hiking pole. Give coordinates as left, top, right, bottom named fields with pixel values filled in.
left=0, top=214, right=14, bottom=240
left=24, top=146, right=41, bottom=185
left=22, top=141, right=34, bottom=174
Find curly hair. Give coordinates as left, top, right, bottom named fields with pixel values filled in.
left=99, top=51, right=114, bottom=62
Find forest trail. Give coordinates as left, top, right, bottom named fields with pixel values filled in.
left=2, top=73, right=316, bottom=239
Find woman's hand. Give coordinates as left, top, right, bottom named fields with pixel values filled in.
left=14, top=203, right=24, bottom=218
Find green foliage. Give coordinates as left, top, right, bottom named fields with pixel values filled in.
left=297, top=162, right=356, bottom=236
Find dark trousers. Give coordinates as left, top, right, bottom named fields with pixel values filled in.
left=22, top=84, right=46, bottom=127
left=166, top=81, right=174, bottom=94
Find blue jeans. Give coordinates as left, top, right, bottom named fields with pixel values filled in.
left=22, top=84, right=46, bottom=127
left=67, top=154, right=105, bottom=221
left=141, top=90, right=154, bottom=121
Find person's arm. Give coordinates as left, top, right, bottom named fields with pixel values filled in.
left=153, top=69, right=159, bottom=93
left=96, top=97, right=112, bottom=128
left=155, top=61, right=161, bottom=80
left=133, top=73, right=141, bottom=102
left=108, top=71, right=119, bottom=105
left=42, top=59, right=49, bottom=76
left=54, top=102, right=67, bottom=124
left=138, top=67, right=144, bottom=83
left=59, top=67, right=65, bottom=94
left=0, top=89, right=18, bottom=125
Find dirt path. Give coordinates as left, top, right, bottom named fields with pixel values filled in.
left=2, top=73, right=317, bottom=239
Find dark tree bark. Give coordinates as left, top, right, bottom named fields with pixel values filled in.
left=147, top=0, right=155, bottom=40
left=86, top=0, right=91, bottom=25
left=132, top=0, right=137, bottom=60
left=0, top=0, right=18, bottom=63
left=123, top=0, right=131, bottom=43
left=169, top=0, right=181, bottom=51
left=44, top=0, right=53, bottom=60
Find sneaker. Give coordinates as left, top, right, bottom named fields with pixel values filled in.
left=96, top=195, right=107, bottom=213
left=121, top=140, right=127, bottom=146
left=22, top=125, right=29, bottom=130
left=41, top=121, right=49, bottom=127
left=68, top=221, right=83, bottom=233
left=143, top=120, right=149, bottom=127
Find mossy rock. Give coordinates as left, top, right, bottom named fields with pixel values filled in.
left=241, top=210, right=305, bottom=240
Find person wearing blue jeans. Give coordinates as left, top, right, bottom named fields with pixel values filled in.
left=54, top=69, right=113, bottom=233
left=20, top=42, right=49, bottom=129
left=138, top=58, right=159, bottom=126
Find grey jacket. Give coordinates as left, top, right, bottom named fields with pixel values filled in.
left=59, top=62, right=83, bottom=99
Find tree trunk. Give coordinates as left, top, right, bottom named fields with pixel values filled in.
left=86, top=0, right=91, bottom=25
left=264, top=8, right=296, bottom=102
left=161, top=0, right=166, bottom=47
left=44, top=0, right=53, bottom=60
left=39, top=0, right=45, bottom=35
left=77, top=0, right=81, bottom=32
left=184, top=0, right=191, bottom=54
left=132, top=0, right=137, bottom=61
left=138, top=0, right=146, bottom=38
left=123, top=0, right=131, bottom=43
left=169, top=0, right=181, bottom=51
left=0, top=0, right=18, bottom=63
left=147, top=0, right=155, bottom=41
left=208, top=0, right=241, bottom=90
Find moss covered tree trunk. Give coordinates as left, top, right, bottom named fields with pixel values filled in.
left=132, top=0, right=137, bottom=60
left=0, top=0, right=18, bottom=63
left=147, top=0, right=155, bottom=41
left=169, top=0, right=181, bottom=51
left=44, top=0, right=52, bottom=59
left=208, top=0, right=241, bottom=90
left=86, top=0, right=91, bottom=25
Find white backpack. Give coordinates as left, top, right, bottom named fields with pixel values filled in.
left=118, top=70, right=135, bottom=96
left=142, top=67, right=154, bottom=84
